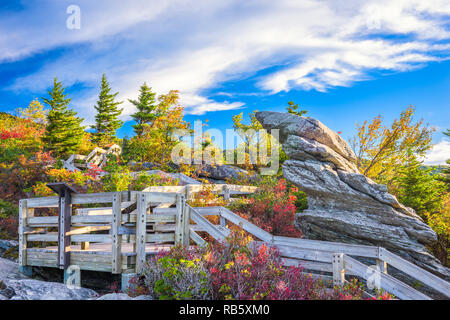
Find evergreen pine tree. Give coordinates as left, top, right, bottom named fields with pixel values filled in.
left=129, top=83, right=157, bottom=136
left=286, top=101, right=308, bottom=116
left=42, top=78, right=85, bottom=158
left=91, top=74, right=123, bottom=147
left=438, top=129, right=450, bottom=189
left=394, top=159, right=446, bottom=219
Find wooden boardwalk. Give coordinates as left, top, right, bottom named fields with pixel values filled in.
left=18, top=183, right=450, bottom=300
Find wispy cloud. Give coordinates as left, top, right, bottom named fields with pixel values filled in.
left=2, top=0, right=450, bottom=121
left=423, top=139, right=450, bottom=166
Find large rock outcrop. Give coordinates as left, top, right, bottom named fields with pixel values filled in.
left=255, top=111, right=449, bottom=279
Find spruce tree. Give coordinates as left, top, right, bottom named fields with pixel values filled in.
left=129, top=83, right=157, bottom=136
left=438, top=129, right=450, bottom=189
left=91, top=74, right=124, bottom=147
left=42, top=78, right=85, bottom=158
left=394, top=159, right=446, bottom=219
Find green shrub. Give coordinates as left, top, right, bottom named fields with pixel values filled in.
left=0, top=199, right=17, bottom=219
left=142, top=246, right=210, bottom=300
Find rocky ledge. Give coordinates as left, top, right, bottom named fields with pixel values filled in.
left=256, top=111, right=449, bottom=279
left=0, top=258, right=152, bottom=300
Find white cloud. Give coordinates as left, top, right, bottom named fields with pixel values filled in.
left=2, top=0, right=450, bottom=119
left=423, top=139, right=450, bottom=165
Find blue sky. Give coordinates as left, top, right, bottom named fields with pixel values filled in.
left=0, top=0, right=449, bottom=164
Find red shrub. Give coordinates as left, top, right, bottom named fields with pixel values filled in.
left=231, top=178, right=302, bottom=237
left=0, top=217, right=18, bottom=239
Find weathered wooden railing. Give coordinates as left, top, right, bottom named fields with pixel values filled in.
left=186, top=206, right=450, bottom=300
left=18, top=183, right=449, bottom=299
left=18, top=183, right=256, bottom=289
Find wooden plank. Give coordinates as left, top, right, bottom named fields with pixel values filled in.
left=75, top=201, right=135, bottom=216
left=135, top=192, right=147, bottom=273
left=154, top=224, right=210, bottom=233
left=270, top=243, right=334, bottom=263
left=184, top=206, right=221, bottom=216
left=145, top=192, right=178, bottom=204
left=273, top=236, right=379, bottom=259
left=189, top=206, right=228, bottom=243
left=379, top=248, right=450, bottom=298
left=152, top=207, right=176, bottom=214
left=143, top=186, right=185, bottom=193
left=67, top=226, right=110, bottom=235
left=343, top=255, right=431, bottom=300
left=72, top=192, right=114, bottom=205
left=28, top=233, right=111, bottom=243
left=76, top=208, right=112, bottom=216
left=190, top=228, right=207, bottom=247
left=23, top=227, right=46, bottom=235
left=26, top=196, right=59, bottom=208
left=124, top=213, right=175, bottom=224
left=216, top=225, right=231, bottom=237
left=219, top=207, right=272, bottom=242
left=281, top=258, right=332, bottom=272
left=111, top=192, right=122, bottom=274
left=156, top=202, right=173, bottom=209
left=123, top=234, right=178, bottom=245
left=146, top=233, right=175, bottom=243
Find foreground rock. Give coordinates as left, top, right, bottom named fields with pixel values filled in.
left=6, top=279, right=99, bottom=300
left=0, top=257, right=27, bottom=281
left=0, top=258, right=99, bottom=300
left=256, top=111, right=449, bottom=279
left=96, top=293, right=152, bottom=300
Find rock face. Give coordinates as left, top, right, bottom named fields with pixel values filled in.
left=130, top=170, right=201, bottom=185
left=0, top=257, right=27, bottom=281
left=6, top=279, right=99, bottom=300
left=0, top=258, right=99, bottom=300
left=255, top=111, right=449, bottom=279
left=196, top=164, right=256, bottom=182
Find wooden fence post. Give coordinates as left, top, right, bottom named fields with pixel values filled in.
left=175, top=194, right=186, bottom=246
left=18, top=200, right=30, bottom=274
left=219, top=207, right=226, bottom=228
left=45, top=183, right=78, bottom=272
left=183, top=204, right=190, bottom=247
left=111, top=192, right=122, bottom=274
left=136, top=192, right=147, bottom=274
left=376, top=247, right=388, bottom=274
left=186, top=185, right=192, bottom=202
left=223, top=185, right=230, bottom=201
left=376, top=259, right=388, bottom=274
left=332, top=253, right=345, bottom=287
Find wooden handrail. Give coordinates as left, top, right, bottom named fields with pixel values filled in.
left=343, top=255, right=431, bottom=300
left=18, top=188, right=450, bottom=299
left=379, top=248, right=450, bottom=297
left=192, top=205, right=450, bottom=299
